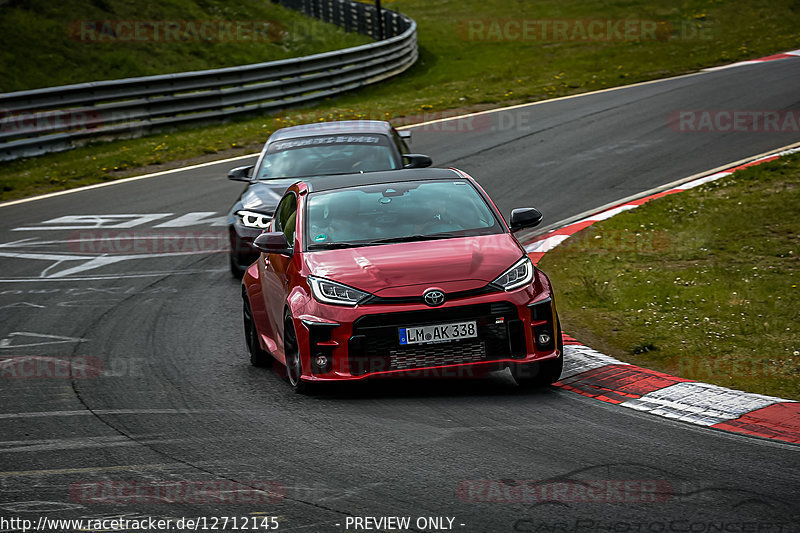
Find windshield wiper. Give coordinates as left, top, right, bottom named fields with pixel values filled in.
left=307, top=242, right=365, bottom=250
left=308, top=233, right=457, bottom=250
left=364, top=233, right=456, bottom=245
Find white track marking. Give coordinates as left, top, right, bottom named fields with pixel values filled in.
left=621, top=382, right=791, bottom=426
left=702, top=49, right=800, bottom=71
left=0, top=501, right=85, bottom=512
left=0, top=249, right=222, bottom=278
left=0, top=435, right=193, bottom=454
left=13, top=213, right=173, bottom=231
left=0, top=302, right=45, bottom=309
left=560, top=345, right=629, bottom=380
left=525, top=234, right=570, bottom=253
left=0, top=154, right=259, bottom=208
left=0, top=409, right=216, bottom=420
left=153, top=211, right=227, bottom=227
left=584, top=204, right=637, bottom=222
left=0, top=463, right=188, bottom=478
left=0, top=331, right=87, bottom=349
left=0, top=268, right=227, bottom=283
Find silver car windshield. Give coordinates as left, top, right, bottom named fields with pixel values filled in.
left=258, top=135, right=400, bottom=179
left=306, top=180, right=503, bottom=250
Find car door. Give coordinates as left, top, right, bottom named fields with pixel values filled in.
left=260, top=192, right=298, bottom=362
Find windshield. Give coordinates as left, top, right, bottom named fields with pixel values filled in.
left=305, top=180, right=503, bottom=250
left=257, top=134, right=400, bottom=180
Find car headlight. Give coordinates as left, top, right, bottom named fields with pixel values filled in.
left=308, top=276, right=371, bottom=306
left=492, top=256, right=534, bottom=291
left=237, top=210, right=271, bottom=229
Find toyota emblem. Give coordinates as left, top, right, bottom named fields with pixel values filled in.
left=423, top=289, right=446, bottom=307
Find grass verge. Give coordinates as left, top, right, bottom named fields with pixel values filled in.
left=2, top=0, right=800, bottom=201
left=0, top=0, right=370, bottom=92
left=538, top=153, right=800, bottom=400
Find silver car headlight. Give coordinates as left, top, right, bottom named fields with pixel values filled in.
left=308, top=276, right=371, bottom=306
left=492, top=256, right=534, bottom=291
left=237, top=210, right=271, bottom=229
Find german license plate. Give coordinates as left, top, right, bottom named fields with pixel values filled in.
left=398, top=321, right=477, bottom=345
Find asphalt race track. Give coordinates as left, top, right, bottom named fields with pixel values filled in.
left=1, top=58, right=799, bottom=532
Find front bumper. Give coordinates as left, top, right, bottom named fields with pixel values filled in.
left=292, top=275, right=560, bottom=382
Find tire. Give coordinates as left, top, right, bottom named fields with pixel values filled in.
left=283, top=312, right=311, bottom=394
left=243, top=293, right=272, bottom=367
left=512, top=331, right=564, bottom=388
left=230, top=253, right=246, bottom=279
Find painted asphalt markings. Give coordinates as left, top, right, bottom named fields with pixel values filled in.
left=0, top=331, right=87, bottom=349
left=530, top=144, right=800, bottom=444
left=0, top=501, right=84, bottom=512
left=0, top=249, right=220, bottom=279
left=0, top=267, right=227, bottom=283
left=12, top=212, right=227, bottom=231
left=0, top=463, right=187, bottom=478
left=13, top=213, right=172, bottom=232
left=0, top=211, right=229, bottom=280
left=0, top=409, right=215, bottom=420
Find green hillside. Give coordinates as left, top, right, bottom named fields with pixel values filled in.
left=0, top=0, right=370, bottom=92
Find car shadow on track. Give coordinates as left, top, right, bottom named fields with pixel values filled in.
left=249, top=364, right=560, bottom=400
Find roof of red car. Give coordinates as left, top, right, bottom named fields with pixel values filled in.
left=301, top=168, right=464, bottom=193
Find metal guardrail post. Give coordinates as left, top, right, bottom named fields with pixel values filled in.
left=375, top=0, right=384, bottom=40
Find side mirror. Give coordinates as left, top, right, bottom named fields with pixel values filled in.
left=403, top=154, right=432, bottom=169
left=509, top=208, right=543, bottom=232
left=253, top=232, right=293, bottom=256
left=228, top=165, right=254, bottom=182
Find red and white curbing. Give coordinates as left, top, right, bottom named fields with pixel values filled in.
left=703, top=49, right=800, bottom=71
left=524, top=146, right=800, bottom=444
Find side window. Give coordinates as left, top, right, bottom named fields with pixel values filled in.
left=273, top=193, right=298, bottom=244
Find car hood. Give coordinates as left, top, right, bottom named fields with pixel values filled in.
left=240, top=179, right=297, bottom=213
left=303, top=233, right=526, bottom=297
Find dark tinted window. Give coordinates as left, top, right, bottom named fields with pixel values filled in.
left=258, top=135, right=400, bottom=179
left=305, top=180, right=502, bottom=249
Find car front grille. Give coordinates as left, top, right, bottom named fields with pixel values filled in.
left=348, top=302, right=524, bottom=376
left=389, top=340, right=487, bottom=370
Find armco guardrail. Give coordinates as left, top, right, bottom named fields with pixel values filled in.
left=0, top=0, right=416, bottom=161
